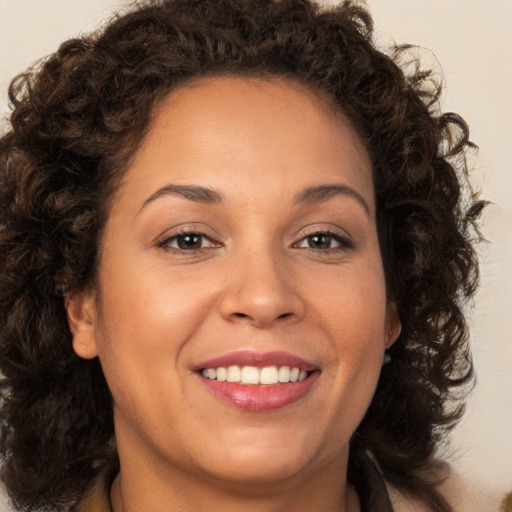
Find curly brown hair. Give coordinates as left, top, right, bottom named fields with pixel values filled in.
left=0, top=1, right=485, bottom=511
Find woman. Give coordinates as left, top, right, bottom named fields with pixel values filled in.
left=0, top=0, right=485, bottom=511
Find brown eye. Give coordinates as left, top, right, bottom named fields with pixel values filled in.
left=176, top=234, right=203, bottom=250
left=307, top=233, right=333, bottom=249
left=159, top=232, right=219, bottom=252
left=294, top=230, right=354, bottom=251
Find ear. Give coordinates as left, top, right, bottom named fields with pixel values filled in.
left=384, top=302, right=401, bottom=349
left=65, top=287, right=99, bottom=360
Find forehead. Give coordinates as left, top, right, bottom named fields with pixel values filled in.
left=120, top=75, right=374, bottom=212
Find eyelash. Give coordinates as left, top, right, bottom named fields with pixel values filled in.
left=157, top=228, right=354, bottom=255
left=293, top=230, right=354, bottom=251
left=157, top=229, right=221, bottom=253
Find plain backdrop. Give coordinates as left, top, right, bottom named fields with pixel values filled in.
left=0, top=1, right=510, bottom=511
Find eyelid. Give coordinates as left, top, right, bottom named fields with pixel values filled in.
left=292, top=225, right=355, bottom=250
left=156, top=227, right=223, bottom=252
left=154, top=223, right=354, bottom=253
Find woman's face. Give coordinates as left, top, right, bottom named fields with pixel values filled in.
left=69, top=76, right=398, bottom=488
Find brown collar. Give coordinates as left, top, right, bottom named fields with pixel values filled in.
left=350, top=451, right=395, bottom=512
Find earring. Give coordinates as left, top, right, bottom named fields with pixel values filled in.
left=384, top=321, right=401, bottom=365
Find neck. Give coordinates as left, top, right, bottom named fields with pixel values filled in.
left=111, top=472, right=360, bottom=512
left=110, top=439, right=359, bottom=512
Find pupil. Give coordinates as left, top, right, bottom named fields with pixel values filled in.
left=310, top=234, right=330, bottom=249
left=178, top=234, right=201, bottom=249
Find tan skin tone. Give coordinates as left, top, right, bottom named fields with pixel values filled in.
left=67, top=76, right=400, bottom=512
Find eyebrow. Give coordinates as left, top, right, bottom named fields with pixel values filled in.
left=137, top=182, right=371, bottom=216
left=294, top=184, right=371, bottom=216
left=138, top=184, right=223, bottom=214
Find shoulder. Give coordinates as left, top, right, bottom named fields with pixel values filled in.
left=387, top=469, right=502, bottom=512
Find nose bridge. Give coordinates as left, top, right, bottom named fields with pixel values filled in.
left=220, top=241, right=304, bottom=327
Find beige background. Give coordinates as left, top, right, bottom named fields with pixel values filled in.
left=0, top=0, right=510, bottom=510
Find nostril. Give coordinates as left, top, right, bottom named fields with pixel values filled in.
left=230, top=311, right=294, bottom=324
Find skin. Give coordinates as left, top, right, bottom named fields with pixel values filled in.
left=67, top=76, right=400, bottom=512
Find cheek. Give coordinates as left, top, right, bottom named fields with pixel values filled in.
left=309, top=258, right=388, bottom=343
left=307, top=259, right=388, bottom=409
left=97, top=257, right=213, bottom=341
left=92, top=261, right=217, bottom=402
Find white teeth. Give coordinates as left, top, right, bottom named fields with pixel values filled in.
left=278, top=366, right=290, bottom=383
left=216, top=367, right=227, bottom=382
left=241, top=366, right=260, bottom=385
left=226, top=365, right=241, bottom=382
left=259, top=366, right=279, bottom=385
left=201, top=365, right=310, bottom=385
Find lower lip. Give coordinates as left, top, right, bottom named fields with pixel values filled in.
left=198, top=372, right=320, bottom=411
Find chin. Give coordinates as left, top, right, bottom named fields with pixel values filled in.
left=204, top=454, right=310, bottom=487
left=192, top=429, right=327, bottom=487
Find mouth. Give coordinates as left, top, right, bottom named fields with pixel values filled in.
left=200, top=365, right=311, bottom=385
left=195, top=351, right=320, bottom=411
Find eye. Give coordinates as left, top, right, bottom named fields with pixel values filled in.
left=295, top=231, right=352, bottom=250
left=158, top=232, right=220, bottom=252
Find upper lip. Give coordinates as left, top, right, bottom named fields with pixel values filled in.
left=195, top=350, right=318, bottom=372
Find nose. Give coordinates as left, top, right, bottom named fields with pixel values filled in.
left=219, top=251, right=305, bottom=328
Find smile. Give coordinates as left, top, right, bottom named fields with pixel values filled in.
left=195, top=350, right=319, bottom=411
left=201, top=365, right=310, bottom=385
